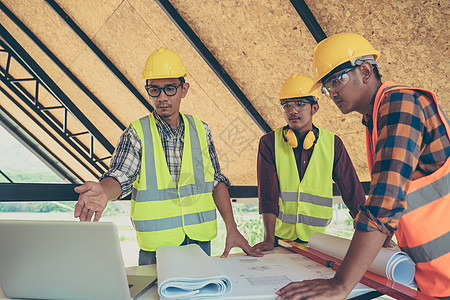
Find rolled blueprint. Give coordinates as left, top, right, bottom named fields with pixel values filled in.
left=308, top=233, right=416, bottom=286
left=156, top=244, right=232, bottom=299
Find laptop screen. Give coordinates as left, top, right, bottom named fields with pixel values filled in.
left=0, top=220, right=152, bottom=300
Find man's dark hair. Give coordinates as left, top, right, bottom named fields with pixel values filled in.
left=179, top=77, right=185, bottom=84
left=304, top=96, right=318, bottom=104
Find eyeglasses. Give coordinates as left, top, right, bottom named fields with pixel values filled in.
left=321, top=67, right=356, bottom=98
left=281, top=100, right=311, bottom=112
left=145, top=82, right=183, bottom=97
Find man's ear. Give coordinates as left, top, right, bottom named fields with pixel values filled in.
left=359, top=61, right=373, bottom=83
left=181, top=82, right=190, bottom=98
left=311, top=102, right=319, bottom=115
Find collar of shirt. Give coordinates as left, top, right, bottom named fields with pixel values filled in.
left=361, top=93, right=377, bottom=130
left=153, top=111, right=184, bottom=140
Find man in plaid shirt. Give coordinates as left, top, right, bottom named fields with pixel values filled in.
left=277, top=33, right=450, bottom=299
left=74, top=47, right=261, bottom=264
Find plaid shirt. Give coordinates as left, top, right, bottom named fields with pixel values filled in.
left=102, top=111, right=230, bottom=198
left=355, top=87, right=450, bottom=234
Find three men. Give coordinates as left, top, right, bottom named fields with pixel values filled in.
left=74, top=33, right=449, bottom=299
left=74, top=47, right=260, bottom=264
left=252, top=74, right=366, bottom=252
left=277, top=33, right=450, bottom=299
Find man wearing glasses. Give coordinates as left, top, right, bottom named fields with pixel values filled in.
left=252, top=74, right=366, bottom=253
left=74, top=47, right=261, bottom=264
left=277, top=33, right=450, bottom=299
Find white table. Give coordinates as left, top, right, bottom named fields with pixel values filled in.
left=0, top=248, right=388, bottom=300
left=126, top=264, right=159, bottom=299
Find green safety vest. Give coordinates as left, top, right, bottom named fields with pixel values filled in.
left=130, top=113, right=217, bottom=251
left=274, top=127, right=334, bottom=241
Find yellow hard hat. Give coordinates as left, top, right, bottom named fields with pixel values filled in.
left=311, top=33, right=380, bottom=91
left=279, top=74, right=319, bottom=101
left=141, top=47, right=188, bottom=80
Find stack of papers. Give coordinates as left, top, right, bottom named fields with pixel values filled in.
left=156, top=244, right=232, bottom=299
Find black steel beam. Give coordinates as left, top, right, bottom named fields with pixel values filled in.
left=44, top=0, right=154, bottom=113
left=229, top=186, right=258, bottom=199
left=0, top=170, right=13, bottom=183
left=154, top=0, right=272, bottom=134
left=0, top=80, right=103, bottom=178
left=0, top=24, right=114, bottom=155
left=0, top=67, right=109, bottom=172
left=0, top=104, right=82, bottom=183
left=334, top=181, right=371, bottom=197
left=0, top=183, right=80, bottom=201
left=0, top=60, right=110, bottom=171
left=289, top=0, right=327, bottom=43
left=0, top=1, right=126, bottom=131
left=0, top=183, right=372, bottom=202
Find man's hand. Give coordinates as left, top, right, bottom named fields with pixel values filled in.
left=221, top=228, right=263, bottom=258
left=275, top=230, right=388, bottom=299
left=382, top=234, right=400, bottom=250
left=74, top=181, right=109, bottom=222
left=276, top=278, right=348, bottom=300
left=385, top=239, right=400, bottom=251
left=252, top=240, right=275, bottom=252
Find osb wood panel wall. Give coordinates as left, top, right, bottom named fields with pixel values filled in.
left=172, top=0, right=449, bottom=182
left=0, top=0, right=448, bottom=185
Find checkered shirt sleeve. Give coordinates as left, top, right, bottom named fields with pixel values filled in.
left=100, top=126, right=141, bottom=199
left=355, top=89, right=450, bottom=234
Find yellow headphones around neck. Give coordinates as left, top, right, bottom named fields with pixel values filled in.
left=282, top=127, right=316, bottom=150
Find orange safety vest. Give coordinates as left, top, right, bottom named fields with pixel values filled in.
left=366, top=82, right=450, bottom=297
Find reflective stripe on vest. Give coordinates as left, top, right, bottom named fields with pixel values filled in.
left=280, top=192, right=334, bottom=207
left=274, top=127, right=334, bottom=241
left=132, top=209, right=216, bottom=232
left=130, top=113, right=217, bottom=251
left=278, top=211, right=332, bottom=227
left=366, top=82, right=450, bottom=297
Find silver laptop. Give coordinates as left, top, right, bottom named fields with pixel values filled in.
left=0, top=220, right=156, bottom=300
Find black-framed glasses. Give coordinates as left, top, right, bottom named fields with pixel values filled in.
left=145, top=82, right=183, bottom=97
left=321, top=67, right=356, bottom=98
left=281, top=100, right=311, bottom=112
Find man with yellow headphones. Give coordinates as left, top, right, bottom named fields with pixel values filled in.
left=277, top=33, right=450, bottom=299
left=74, top=47, right=261, bottom=264
left=252, top=74, right=366, bottom=252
